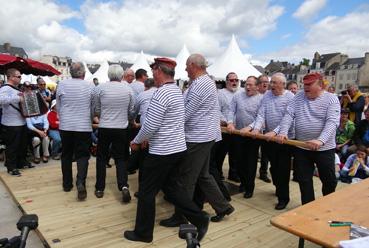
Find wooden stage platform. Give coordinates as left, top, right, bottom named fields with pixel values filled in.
left=0, top=161, right=345, bottom=248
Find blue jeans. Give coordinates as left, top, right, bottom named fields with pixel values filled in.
left=48, top=130, right=61, bottom=156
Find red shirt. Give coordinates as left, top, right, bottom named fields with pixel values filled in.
left=47, top=110, right=59, bottom=130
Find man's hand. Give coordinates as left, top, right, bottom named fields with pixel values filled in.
left=240, top=126, right=252, bottom=133
left=343, top=94, right=352, bottom=103
left=130, top=141, right=140, bottom=151
left=264, top=131, right=277, bottom=142
left=275, top=134, right=288, bottom=144
left=306, top=140, right=323, bottom=151
left=37, top=130, right=47, bottom=138
left=250, top=129, right=260, bottom=139
left=141, top=140, right=148, bottom=149
left=336, top=144, right=343, bottom=150
left=227, top=123, right=236, bottom=133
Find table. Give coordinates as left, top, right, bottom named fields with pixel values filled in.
left=271, top=179, right=369, bottom=248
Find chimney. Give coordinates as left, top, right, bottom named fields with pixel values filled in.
left=3, top=42, right=11, bottom=51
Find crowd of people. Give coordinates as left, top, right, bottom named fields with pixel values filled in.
left=1, top=52, right=369, bottom=243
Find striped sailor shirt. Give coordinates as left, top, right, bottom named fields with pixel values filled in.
left=92, top=81, right=135, bottom=129
left=184, top=74, right=221, bottom=143
left=0, top=84, right=25, bottom=126
left=135, top=87, right=157, bottom=125
left=227, top=91, right=264, bottom=130
left=133, top=83, right=186, bottom=155
left=218, top=88, right=242, bottom=122
left=253, top=90, right=295, bottom=137
left=56, top=78, right=94, bottom=132
left=278, top=91, right=340, bottom=151
left=129, top=80, right=145, bottom=100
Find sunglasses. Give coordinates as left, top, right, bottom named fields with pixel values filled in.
left=228, top=79, right=239, bottom=82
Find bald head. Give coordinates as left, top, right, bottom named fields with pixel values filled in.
left=123, top=68, right=135, bottom=83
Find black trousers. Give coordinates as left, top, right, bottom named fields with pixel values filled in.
left=60, top=130, right=91, bottom=189
left=265, top=142, right=291, bottom=203
left=214, top=133, right=238, bottom=178
left=208, top=141, right=231, bottom=200
left=294, top=148, right=337, bottom=205
left=134, top=151, right=207, bottom=239
left=234, top=136, right=260, bottom=194
left=95, top=128, right=128, bottom=191
left=2, top=124, right=28, bottom=171
left=127, top=125, right=140, bottom=171
left=259, top=141, right=270, bottom=177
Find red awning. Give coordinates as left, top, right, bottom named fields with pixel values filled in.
left=0, top=54, right=61, bottom=76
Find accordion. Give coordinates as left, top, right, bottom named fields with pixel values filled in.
left=19, top=90, right=49, bottom=117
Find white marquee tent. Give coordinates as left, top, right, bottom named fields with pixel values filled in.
left=130, top=51, right=153, bottom=78
left=208, top=35, right=261, bottom=80
left=175, top=44, right=190, bottom=80
left=83, top=61, right=93, bottom=81
left=91, top=61, right=109, bottom=84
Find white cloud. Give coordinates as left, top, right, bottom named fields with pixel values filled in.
left=0, top=0, right=284, bottom=63
left=257, top=11, right=369, bottom=64
left=293, top=0, right=327, bottom=21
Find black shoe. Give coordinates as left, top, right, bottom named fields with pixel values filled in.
left=210, top=205, right=235, bottom=222
left=122, top=187, right=131, bottom=203
left=243, top=192, right=253, bottom=199
left=196, top=215, right=210, bottom=242
left=123, top=230, right=152, bottom=243
left=259, top=175, right=271, bottom=183
left=228, top=175, right=240, bottom=183
left=95, top=190, right=104, bottom=198
left=238, top=184, right=245, bottom=193
left=63, top=187, right=73, bottom=192
left=128, top=170, right=136, bottom=175
left=275, top=201, right=289, bottom=210
left=77, top=184, right=87, bottom=200
left=7, top=169, right=21, bottom=176
left=26, top=164, right=35, bottom=168
left=159, top=215, right=187, bottom=227
left=134, top=192, right=139, bottom=198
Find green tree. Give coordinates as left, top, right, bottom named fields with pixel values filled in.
left=300, top=58, right=310, bottom=66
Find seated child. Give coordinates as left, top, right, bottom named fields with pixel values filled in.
left=340, top=145, right=369, bottom=183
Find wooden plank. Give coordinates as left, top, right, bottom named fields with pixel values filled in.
left=0, top=159, right=346, bottom=248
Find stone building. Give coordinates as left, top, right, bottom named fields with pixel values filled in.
left=40, top=55, right=72, bottom=82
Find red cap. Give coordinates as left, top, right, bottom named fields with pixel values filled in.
left=150, top=57, right=177, bottom=69
left=303, top=73, right=323, bottom=84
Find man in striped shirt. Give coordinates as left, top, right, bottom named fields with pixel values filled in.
left=124, top=57, right=209, bottom=243
left=227, top=76, right=264, bottom=199
left=161, top=54, right=234, bottom=226
left=56, top=62, right=95, bottom=200
left=275, top=73, right=340, bottom=205
left=130, top=69, right=148, bottom=100
left=92, top=64, right=135, bottom=202
left=214, top=72, right=241, bottom=182
left=247, top=72, right=294, bottom=210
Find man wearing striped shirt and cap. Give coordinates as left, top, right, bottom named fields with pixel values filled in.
left=275, top=73, right=340, bottom=205
left=247, top=72, right=295, bottom=210
left=56, top=62, right=95, bottom=200
left=124, top=57, right=209, bottom=243
left=160, top=54, right=234, bottom=226
left=92, top=64, right=135, bottom=202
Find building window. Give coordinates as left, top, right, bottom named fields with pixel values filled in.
left=352, top=73, right=357, bottom=81
left=339, top=84, right=343, bottom=90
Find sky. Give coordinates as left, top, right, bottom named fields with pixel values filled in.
left=1, top=0, right=369, bottom=66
